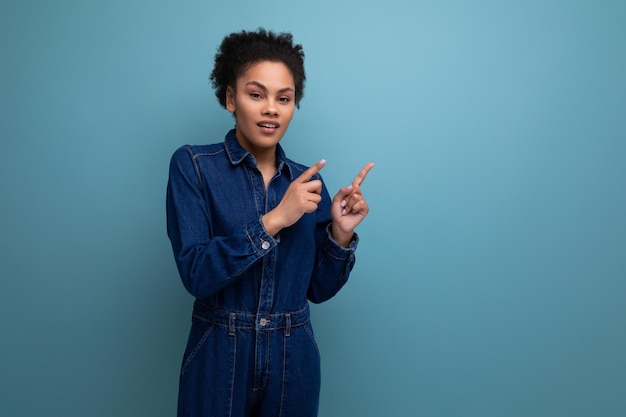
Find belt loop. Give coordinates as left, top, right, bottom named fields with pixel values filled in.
left=229, top=313, right=236, bottom=336
left=285, top=314, right=291, bottom=337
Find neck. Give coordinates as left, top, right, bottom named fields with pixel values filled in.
left=233, top=129, right=278, bottom=167
left=252, top=147, right=277, bottom=168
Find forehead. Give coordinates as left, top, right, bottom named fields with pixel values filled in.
left=237, top=61, right=295, bottom=89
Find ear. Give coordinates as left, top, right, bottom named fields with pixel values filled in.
left=226, top=86, right=236, bottom=113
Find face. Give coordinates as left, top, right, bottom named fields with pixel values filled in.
left=226, top=61, right=296, bottom=157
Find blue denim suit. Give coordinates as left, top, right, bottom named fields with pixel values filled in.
left=167, top=130, right=358, bottom=417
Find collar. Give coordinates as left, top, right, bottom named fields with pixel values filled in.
left=224, top=129, right=295, bottom=180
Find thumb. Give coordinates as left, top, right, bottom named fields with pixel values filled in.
left=333, top=184, right=353, bottom=204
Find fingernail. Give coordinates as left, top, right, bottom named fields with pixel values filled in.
left=319, top=159, right=327, bottom=165
left=341, top=209, right=347, bottom=215
left=346, top=185, right=353, bottom=190
left=341, top=200, right=346, bottom=207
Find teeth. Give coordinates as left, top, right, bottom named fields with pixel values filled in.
left=260, top=123, right=277, bottom=128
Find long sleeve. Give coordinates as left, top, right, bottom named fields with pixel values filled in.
left=306, top=182, right=359, bottom=304
left=166, top=146, right=277, bottom=299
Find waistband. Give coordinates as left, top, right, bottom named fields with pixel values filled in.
left=193, top=301, right=310, bottom=334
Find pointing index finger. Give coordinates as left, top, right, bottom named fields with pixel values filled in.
left=296, top=159, right=327, bottom=183
left=352, top=162, right=375, bottom=187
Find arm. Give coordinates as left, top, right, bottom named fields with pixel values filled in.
left=307, top=162, right=375, bottom=303
left=166, top=146, right=276, bottom=299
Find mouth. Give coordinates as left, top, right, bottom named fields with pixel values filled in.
left=258, top=121, right=280, bottom=130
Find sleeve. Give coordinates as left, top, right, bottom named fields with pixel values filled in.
left=166, top=146, right=277, bottom=299
left=306, top=178, right=359, bottom=304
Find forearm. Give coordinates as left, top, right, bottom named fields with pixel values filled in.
left=330, top=222, right=355, bottom=248
left=170, top=217, right=277, bottom=299
left=307, top=225, right=358, bottom=303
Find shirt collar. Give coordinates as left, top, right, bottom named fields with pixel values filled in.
left=224, top=129, right=295, bottom=180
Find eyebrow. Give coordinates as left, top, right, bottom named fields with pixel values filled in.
left=245, top=81, right=294, bottom=94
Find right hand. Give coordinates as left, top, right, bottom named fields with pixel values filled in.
left=262, top=159, right=327, bottom=236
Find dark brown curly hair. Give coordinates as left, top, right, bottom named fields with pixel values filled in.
left=210, top=28, right=306, bottom=109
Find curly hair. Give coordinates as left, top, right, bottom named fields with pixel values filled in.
left=210, top=28, right=306, bottom=109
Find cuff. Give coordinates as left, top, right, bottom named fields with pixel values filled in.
left=246, top=216, right=280, bottom=254
left=323, top=224, right=358, bottom=259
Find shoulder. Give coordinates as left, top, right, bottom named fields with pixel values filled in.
left=171, top=143, right=225, bottom=161
left=170, top=143, right=227, bottom=170
left=169, top=142, right=227, bottom=180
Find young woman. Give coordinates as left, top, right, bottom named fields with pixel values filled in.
left=167, top=28, right=374, bottom=417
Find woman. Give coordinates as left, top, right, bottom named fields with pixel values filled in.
left=167, top=28, right=374, bottom=417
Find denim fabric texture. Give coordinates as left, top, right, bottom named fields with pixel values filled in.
left=167, top=129, right=358, bottom=417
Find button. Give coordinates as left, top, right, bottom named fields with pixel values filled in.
left=259, top=318, right=268, bottom=326
left=261, top=240, right=270, bottom=250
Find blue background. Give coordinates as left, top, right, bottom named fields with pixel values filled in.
left=2, top=1, right=625, bottom=416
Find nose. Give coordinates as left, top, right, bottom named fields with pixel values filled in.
left=263, top=99, right=278, bottom=117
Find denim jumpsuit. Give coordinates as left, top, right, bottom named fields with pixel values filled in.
left=166, top=130, right=358, bottom=417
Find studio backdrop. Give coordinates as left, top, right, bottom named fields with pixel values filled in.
left=2, top=1, right=625, bottom=416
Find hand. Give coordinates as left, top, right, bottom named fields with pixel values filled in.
left=331, top=162, right=375, bottom=246
left=262, top=159, right=327, bottom=236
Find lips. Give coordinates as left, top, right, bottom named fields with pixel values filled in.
left=258, top=121, right=280, bottom=129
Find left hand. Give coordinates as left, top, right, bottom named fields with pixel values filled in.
left=331, top=162, right=375, bottom=246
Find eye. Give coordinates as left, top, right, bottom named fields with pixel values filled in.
left=278, top=97, right=292, bottom=104
left=250, top=92, right=263, bottom=100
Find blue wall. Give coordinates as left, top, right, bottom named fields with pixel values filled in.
left=2, top=1, right=625, bottom=416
